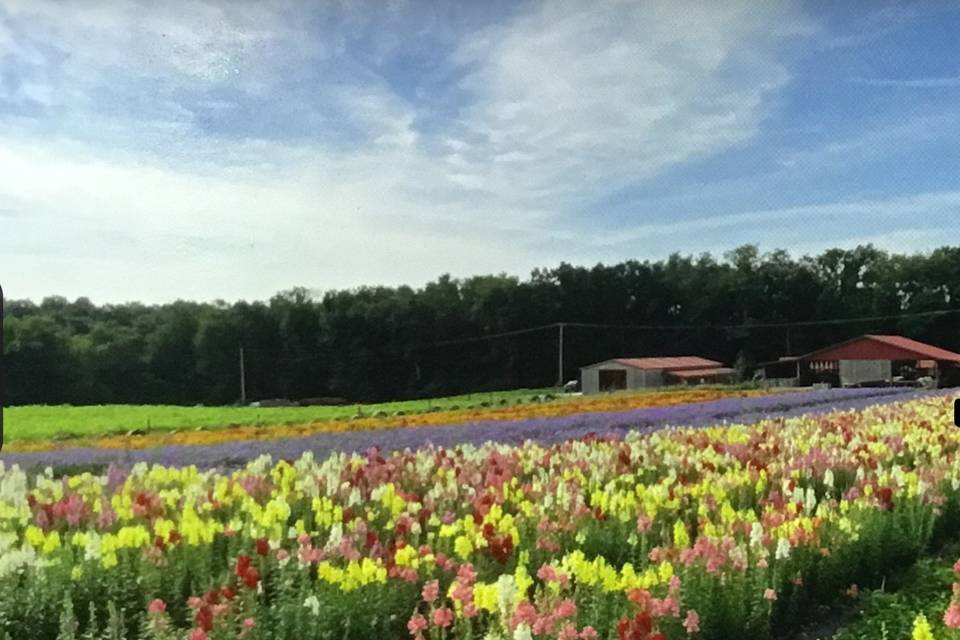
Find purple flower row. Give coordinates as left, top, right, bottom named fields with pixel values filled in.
left=0, top=387, right=950, bottom=470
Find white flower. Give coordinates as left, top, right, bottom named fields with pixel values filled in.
left=326, top=523, right=343, bottom=548
left=84, top=533, right=102, bottom=562
left=496, top=575, right=517, bottom=616
left=775, top=537, right=791, bottom=561
left=750, top=522, right=764, bottom=547
left=513, top=624, right=533, bottom=640
left=304, top=595, right=321, bottom=616
left=348, top=488, right=362, bottom=507
left=823, top=469, right=834, bottom=489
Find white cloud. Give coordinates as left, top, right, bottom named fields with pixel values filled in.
left=446, top=0, right=809, bottom=207
left=0, top=0, right=829, bottom=303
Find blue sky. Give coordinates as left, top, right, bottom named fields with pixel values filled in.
left=1, top=0, right=959, bottom=303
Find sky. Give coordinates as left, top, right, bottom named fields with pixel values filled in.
left=1, top=0, right=959, bottom=304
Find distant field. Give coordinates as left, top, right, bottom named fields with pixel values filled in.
left=1, top=385, right=768, bottom=444
left=2, top=388, right=561, bottom=442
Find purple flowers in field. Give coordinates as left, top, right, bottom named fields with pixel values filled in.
left=0, top=387, right=948, bottom=470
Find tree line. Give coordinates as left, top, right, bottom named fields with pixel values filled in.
left=4, top=245, right=960, bottom=406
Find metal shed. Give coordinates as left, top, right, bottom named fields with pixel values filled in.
left=580, top=356, right=728, bottom=394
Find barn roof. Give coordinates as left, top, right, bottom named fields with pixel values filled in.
left=799, top=334, right=960, bottom=363
left=582, top=356, right=723, bottom=371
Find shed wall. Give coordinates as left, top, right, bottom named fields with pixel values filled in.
left=581, top=364, right=665, bottom=394
left=839, top=360, right=892, bottom=385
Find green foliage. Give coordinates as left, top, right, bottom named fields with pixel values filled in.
left=5, top=245, right=960, bottom=407
left=5, top=388, right=552, bottom=443
left=821, top=549, right=960, bottom=640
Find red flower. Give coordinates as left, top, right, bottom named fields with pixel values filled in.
left=877, top=487, right=894, bottom=511
left=255, top=538, right=270, bottom=557
left=195, top=605, right=214, bottom=632
left=617, top=612, right=665, bottom=640
left=235, top=554, right=260, bottom=589
left=243, top=567, right=260, bottom=589
left=235, top=555, right=252, bottom=578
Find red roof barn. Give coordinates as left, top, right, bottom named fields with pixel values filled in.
left=760, top=334, right=960, bottom=388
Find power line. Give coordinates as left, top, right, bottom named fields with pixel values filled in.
left=565, top=309, right=960, bottom=332
left=411, top=324, right=559, bottom=350
left=220, top=308, right=960, bottom=360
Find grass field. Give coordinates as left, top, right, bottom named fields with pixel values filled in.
left=1, top=384, right=773, bottom=444
left=2, top=388, right=561, bottom=443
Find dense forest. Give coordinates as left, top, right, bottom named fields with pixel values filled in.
left=4, top=245, right=960, bottom=406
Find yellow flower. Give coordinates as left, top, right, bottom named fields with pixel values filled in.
left=454, top=535, right=474, bottom=560
left=911, top=613, right=935, bottom=640
left=673, top=520, right=690, bottom=549
left=473, top=583, right=499, bottom=613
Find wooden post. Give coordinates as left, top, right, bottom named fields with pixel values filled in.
left=239, top=346, right=247, bottom=405
left=557, top=323, right=565, bottom=388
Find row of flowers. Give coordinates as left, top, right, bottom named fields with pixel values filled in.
left=0, top=392, right=957, bottom=639
left=0, top=387, right=923, bottom=470
left=6, top=387, right=777, bottom=454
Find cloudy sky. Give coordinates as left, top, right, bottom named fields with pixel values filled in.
left=1, top=0, right=959, bottom=303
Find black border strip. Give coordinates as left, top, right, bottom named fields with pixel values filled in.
left=1, top=282, right=4, bottom=450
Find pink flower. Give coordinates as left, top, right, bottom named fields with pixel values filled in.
left=512, top=601, right=538, bottom=628
left=637, top=515, right=653, bottom=533
left=580, top=627, right=598, bottom=640
left=650, top=596, right=680, bottom=618
left=432, top=607, right=454, bottom=628
left=276, top=549, right=290, bottom=562
left=147, top=599, right=167, bottom=615
left=407, top=614, right=428, bottom=635
left=457, top=563, right=477, bottom=585
left=532, top=615, right=555, bottom=635
left=954, top=559, right=960, bottom=575
left=422, top=580, right=440, bottom=604
left=554, top=599, right=577, bottom=619
left=764, top=588, right=778, bottom=602
left=683, top=610, right=701, bottom=634
left=945, top=602, right=960, bottom=629
left=189, top=630, right=208, bottom=640
left=669, top=575, right=682, bottom=595
left=242, top=618, right=255, bottom=630
left=558, top=623, right=579, bottom=640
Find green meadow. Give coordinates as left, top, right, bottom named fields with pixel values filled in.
left=1, top=388, right=556, bottom=443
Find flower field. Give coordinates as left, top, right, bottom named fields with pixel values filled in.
left=0, top=391, right=958, bottom=639
left=0, top=387, right=920, bottom=469
left=6, top=387, right=776, bottom=451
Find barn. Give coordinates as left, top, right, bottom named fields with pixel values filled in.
left=579, top=356, right=735, bottom=394
left=758, top=334, right=960, bottom=388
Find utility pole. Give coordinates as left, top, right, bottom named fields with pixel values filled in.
left=239, top=346, right=247, bottom=405
left=557, top=323, right=565, bottom=387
